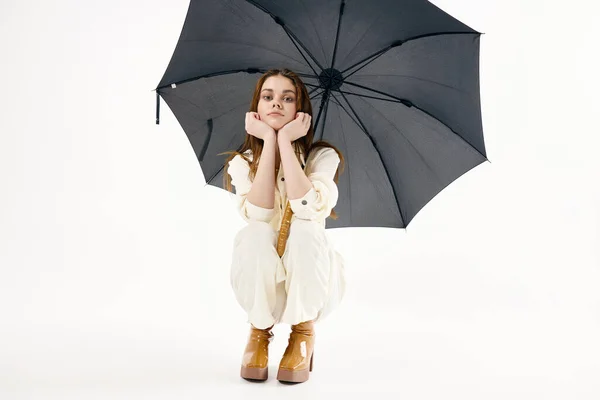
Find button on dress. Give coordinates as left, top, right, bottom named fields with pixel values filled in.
left=227, top=147, right=346, bottom=328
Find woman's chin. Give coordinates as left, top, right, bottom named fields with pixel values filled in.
left=267, top=122, right=284, bottom=130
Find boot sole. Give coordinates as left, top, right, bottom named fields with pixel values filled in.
left=276, top=353, right=313, bottom=383
left=241, top=365, right=268, bottom=381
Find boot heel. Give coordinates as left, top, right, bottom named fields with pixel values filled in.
left=309, top=352, right=314, bottom=372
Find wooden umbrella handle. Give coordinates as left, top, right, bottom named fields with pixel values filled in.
left=276, top=200, right=294, bottom=257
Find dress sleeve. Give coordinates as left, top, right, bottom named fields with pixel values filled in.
left=289, top=147, right=340, bottom=222
left=227, top=154, right=276, bottom=223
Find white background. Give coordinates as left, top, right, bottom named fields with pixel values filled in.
left=1, top=0, right=599, bottom=398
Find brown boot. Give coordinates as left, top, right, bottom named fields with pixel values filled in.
left=240, top=324, right=274, bottom=381
left=276, top=319, right=315, bottom=383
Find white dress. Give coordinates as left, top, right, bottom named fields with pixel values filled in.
left=227, top=147, right=346, bottom=328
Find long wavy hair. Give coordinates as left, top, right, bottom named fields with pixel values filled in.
left=221, top=68, right=345, bottom=220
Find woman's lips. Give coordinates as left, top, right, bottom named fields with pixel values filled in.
left=268, top=113, right=283, bottom=117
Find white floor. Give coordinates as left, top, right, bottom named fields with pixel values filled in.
left=2, top=249, right=599, bottom=400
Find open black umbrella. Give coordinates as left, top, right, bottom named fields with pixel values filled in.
left=154, top=0, right=488, bottom=229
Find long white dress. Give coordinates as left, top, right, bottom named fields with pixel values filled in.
left=227, top=147, right=346, bottom=328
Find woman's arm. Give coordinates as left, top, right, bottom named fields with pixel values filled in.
left=278, top=135, right=313, bottom=200
left=285, top=146, right=340, bottom=222
left=246, top=134, right=277, bottom=209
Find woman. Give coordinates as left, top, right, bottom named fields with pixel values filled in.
left=222, top=68, right=346, bottom=384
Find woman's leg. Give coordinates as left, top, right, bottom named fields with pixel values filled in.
left=230, top=220, right=285, bottom=329
left=279, top=218, right=331, bottom=326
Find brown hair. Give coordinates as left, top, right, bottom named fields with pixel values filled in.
left=220, top=68, right=345, bottom=220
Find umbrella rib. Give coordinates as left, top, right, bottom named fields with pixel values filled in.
left=340, top=31, right=480, bottom=79
left=179, top=38, right=310, bottom=65
left=347, top=92, right=446, bottom=190
left=325, top=92, right=361, bottom=130
left=245, top=0, right=325, bottom=75
left=312, top=90, right=407, bottom=223
left=321, top=92, right=332, bottom=141
left=198, top=119, right=213, bottom=162
left=156, top=68, right=268, bottom=90
left=157, top=68, right=315, bottom=93
left=309, top=88, right=328, bottom=137
left=308, top=85, right=324, bottom=97
left=329, top=94, right=354, bottom=224
left=281, top=28, right=321, bottom=78
left=310, top=89, right=353, bottom=138
left=312, top=91, right=329, bottom=140
left=341, top=46, right=389, bottom=81
left=205, top=162, right=225, bottom=188
left=164, top=89, right=251, bottom=122
left=299, top=0, right=329, bottom=68
left=308, top=88, right=327, bottom=130
left=329, top=0, right=346, bottom=70
left=312, top=0, right=345, bottom=137
left=332, top=91, right=406, bottom=226
left=306, top=82, right=402, bottom=104
left=350, top=73, right=475, bottom=95
left=295, top=72, right=320, bottom=80
left=340, top=81, right=412, bottom=104
left=343, top=81, right=487, bottom=160
left=204, top=133, right=245, bottom=188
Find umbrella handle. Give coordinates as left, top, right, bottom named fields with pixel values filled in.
left=276, top=200, right=293, bottom=258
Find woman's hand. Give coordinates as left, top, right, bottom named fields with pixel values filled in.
left=277, top=112, right=311, bottom=143
left=245, top=112, right=276, bottom=141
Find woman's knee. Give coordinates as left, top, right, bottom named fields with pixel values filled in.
left=283, top=219, right=329, bottom=274
left=232, top=221, right=280, bottom=278
left=234, top=220, right=276, bottom=249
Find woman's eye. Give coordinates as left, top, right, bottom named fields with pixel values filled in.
left=263, top=96, right=294, bottom=102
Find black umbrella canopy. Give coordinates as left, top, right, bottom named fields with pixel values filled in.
left=155, top=0, right=488, bottom=229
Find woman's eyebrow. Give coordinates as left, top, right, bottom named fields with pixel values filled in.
left=261, top=89, right=296, bottom=95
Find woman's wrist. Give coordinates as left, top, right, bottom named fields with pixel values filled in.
left=263, top=130, right=277, bottom=144
left=276, top=131, right=290, bottom=144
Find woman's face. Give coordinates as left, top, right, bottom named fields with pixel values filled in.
left=257, top=75, right=297, bottom=132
